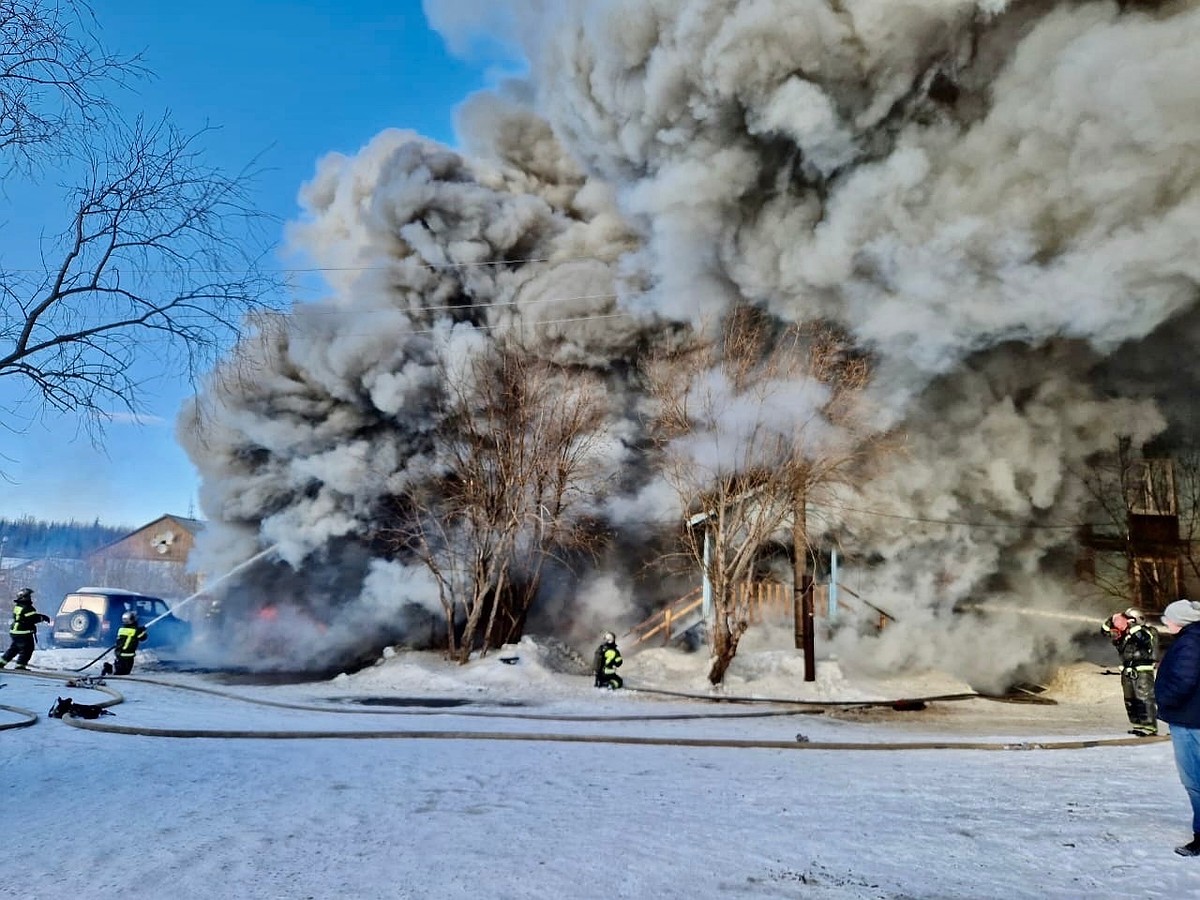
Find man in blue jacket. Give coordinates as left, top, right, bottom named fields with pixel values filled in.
left=1155, top=599, right=1200, bottom=857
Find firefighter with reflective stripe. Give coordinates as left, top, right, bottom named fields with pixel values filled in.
left=1102, top=607, right=1158, bottom=736
left=112, top=610, right=149, bottom=675
left=594, top=631, right=623, bottom=690
left=0, top=588, right=50, bottom=670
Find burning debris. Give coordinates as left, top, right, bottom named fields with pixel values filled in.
left=181, top=1, right=1200, bottom=686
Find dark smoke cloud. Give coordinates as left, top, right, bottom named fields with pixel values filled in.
left=181, top=0, right=1200, bottom=686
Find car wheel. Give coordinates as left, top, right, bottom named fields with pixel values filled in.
left=67, top=610, right=97, bottom=638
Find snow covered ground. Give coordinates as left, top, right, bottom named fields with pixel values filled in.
left=3, top=636, right=1198, bottom=899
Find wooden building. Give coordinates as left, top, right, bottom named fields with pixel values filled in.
left=1078, top=456, right=1185, bottom=614
left=86, top=514, right=205, bottom=600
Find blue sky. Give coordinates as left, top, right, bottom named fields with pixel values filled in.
left=0, top=1, right=492, bottom=528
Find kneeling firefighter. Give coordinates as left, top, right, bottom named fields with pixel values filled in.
left=110, top=610, right=149, bottom=675
left=594, top=631, right=623, bottom=690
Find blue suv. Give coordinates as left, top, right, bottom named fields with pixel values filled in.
left=51, top=588, right=192, bottom=651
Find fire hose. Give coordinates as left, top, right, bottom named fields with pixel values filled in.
left=0, top=670, right=123, bottom=731
left=0, top=703, right=39, bottom=731
left=58, top=713, right=1170, bottom=750
left=2, top=665, right=1170, bottom=750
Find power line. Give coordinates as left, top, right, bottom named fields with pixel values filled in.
left=0, top=252, right=614, bottom=278
left=813, top=501, right=1086, bottom=531
left=286, top=289, right=628, bottom=318
left=620, top=504, right=1103, bottom=533
left=239, top=293, right=645, bottom=340
left=313, top=310, right=639, bottom=340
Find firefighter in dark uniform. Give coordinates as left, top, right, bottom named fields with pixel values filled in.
left=593, top=631, right=623, bottom=690
left=1102, top=607, right=1159, bottom=736
left=0, top=588, right=51, bottom=670
left=112, top=610, right=149, bottom=675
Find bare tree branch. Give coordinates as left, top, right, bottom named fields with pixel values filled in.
left=1074, top=438, right=1189, bottom=611
left=0, top=0, right=143, bottom=172
left=385, top=339, right=612, bottom=662
left=0, top=4, right=280, bottom=441
left=0, top=114, right=280, bottom=430
left=643, top=310, right=874, bottom=684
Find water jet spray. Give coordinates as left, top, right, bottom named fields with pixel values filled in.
left=71, top=544, right=281, bottom=672
left=959, top=604, right=1100, bottom=626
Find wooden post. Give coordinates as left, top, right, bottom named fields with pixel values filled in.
left=802, top=571, right=815, bottom=682
left=793, top=479, right=815, bottom=681
left=664, top=607, right=673, bottom=645
left=793, top=483, right=805, bottom=649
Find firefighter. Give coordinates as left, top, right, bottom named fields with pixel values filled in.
left=593, top=631, right=623, bottom=690
left=0, top=588, right=51, bottom=670
left=1102, top=607, right=1158, bottom=736
left=111, top=610, right=149, bottom=675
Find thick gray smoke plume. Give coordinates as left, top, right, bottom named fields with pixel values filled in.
left=182, top=0, right=1200, bottom=687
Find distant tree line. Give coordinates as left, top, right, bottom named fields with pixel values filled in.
left=0, top=517, right=130, bottom=560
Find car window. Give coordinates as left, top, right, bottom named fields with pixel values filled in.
left=57, top=596, right=82, bottom=614
left=122, top=598, right=167, bottom=619
left=61, top=595, right=106, bottom=615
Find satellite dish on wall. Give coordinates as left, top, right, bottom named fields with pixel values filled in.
left=151, top=530, right=176, bottom=555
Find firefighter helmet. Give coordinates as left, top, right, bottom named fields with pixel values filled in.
left=15, top=587, right=33, bottom=602
left=603, top=631, right=616, bottom=644
left=121, top=610, right=137, bottom=625
left=1123, top=608, right=1144, bottom=624
left=1102, top=613, right=1130, bottom=635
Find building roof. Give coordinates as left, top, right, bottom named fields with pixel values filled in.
left=85, top=514, right=206, bottom=559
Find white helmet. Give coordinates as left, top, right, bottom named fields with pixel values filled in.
left=1123, top=608, right=1144, bottom=624
left=121, top=611, right=137, bottom=625
left=603, top=631, right=616, bottom=644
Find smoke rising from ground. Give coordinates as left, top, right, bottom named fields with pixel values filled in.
left=181, top=0, right=1200, bottom=686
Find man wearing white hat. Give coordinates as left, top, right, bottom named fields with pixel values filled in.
left=1155, top=599, right=1200, bottom=857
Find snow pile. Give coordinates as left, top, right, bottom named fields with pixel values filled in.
left=333, top=635, right=597, bottom=700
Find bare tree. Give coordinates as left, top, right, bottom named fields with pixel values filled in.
left=644, top=310, right=870, bottom=685
left=0, top=0, right=139, bottom=169
left=1, top=2, right=278, bottom=437
left=391, top=340, right=611, bottom=662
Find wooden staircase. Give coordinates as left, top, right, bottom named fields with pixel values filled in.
left=625, top=587, right=705, bottom=647
left=625, top=581, right=895, bottom=648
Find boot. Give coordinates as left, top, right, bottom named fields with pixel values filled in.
left=1175, top=834, right=1200, bottom=857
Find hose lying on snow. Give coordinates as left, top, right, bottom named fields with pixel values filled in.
left=0, top=703, right=39, bottom=731
left=38, top=670, right=1170, bottom=751
left=58, top=714, right=1168, bottom=751
left=9, top=664, right=1161, bottom=751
